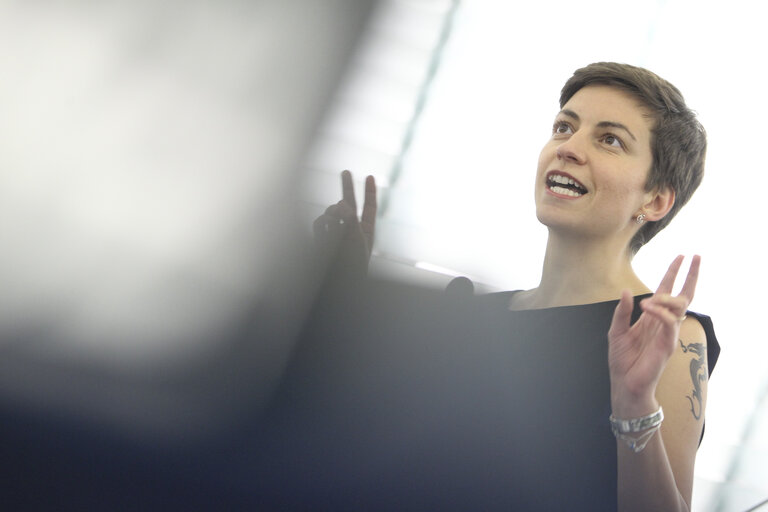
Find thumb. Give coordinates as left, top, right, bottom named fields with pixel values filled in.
left=608, top=289, right=634, bottom=340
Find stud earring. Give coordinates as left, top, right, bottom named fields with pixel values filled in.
left=635, top=213, right=646, bottom=225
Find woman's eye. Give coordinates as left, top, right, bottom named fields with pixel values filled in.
left=602, top=134, right=623, bottom=148
left=553, top=122, right=573, bottom=135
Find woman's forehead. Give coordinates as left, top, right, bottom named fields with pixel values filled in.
left=563, top=85, right=652, bottom=122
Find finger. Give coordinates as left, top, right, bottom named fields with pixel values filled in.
left=678, top=254, right=701, bottom=301
left=361, top=175, right=377, bottom=226
left=325, top=201, right=357, bottom=223
left=361, top=175, right=377, bottom=250
left=312, top=214, right=343, bottom=235
left=325, top=203, right=342, bottom=219
left=328, top=218, right=343, bottom=239
left=641, top=294, right=689, bottom=318
left=655, top=255, right=685, bottom=295
left=638, top=301, right=681, bottom=355
left=640, top=300, right=684, bottom=332
left=341, top=170, right=357, bottom=210
left=335, top=200, right=358, bottom=225
left=608, top=289, right=634, bottom=339
left=313, top=215, right=326, bottom=237
left=313, top=214, right=343, bottom=248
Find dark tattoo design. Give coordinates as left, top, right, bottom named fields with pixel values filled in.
left=679, top=339, right=706, bottom=420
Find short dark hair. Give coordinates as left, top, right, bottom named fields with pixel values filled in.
left=559, top=62, right=707, bottom=254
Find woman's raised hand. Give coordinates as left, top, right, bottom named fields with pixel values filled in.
left=607, top=255, right=701, bottom=416
left=313, top=170, right=377, bottom=280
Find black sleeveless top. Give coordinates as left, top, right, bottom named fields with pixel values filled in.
left=253, top=281, right=721, bottom=511
left=462, top=290, right=721, bottom=510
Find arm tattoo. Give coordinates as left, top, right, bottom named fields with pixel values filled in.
left=679, top=339, right=706, bottom=420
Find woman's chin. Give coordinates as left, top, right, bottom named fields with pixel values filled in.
left=535, top=205, right=578, bottom=230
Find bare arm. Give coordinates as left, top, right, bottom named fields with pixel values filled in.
left=609, top=256, right=708, bottom=511
left=614, top=318, right=707, bottom=511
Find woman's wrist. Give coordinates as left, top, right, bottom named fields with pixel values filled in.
left=611, top=393, right=659, bottom=420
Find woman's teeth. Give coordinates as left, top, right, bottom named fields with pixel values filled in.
left=549, top=185, right=583, bottom=197
left=547, top=174, right=587, bottom=196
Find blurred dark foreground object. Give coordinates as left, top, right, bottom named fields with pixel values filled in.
left=0, top=0, right=379, bottom=437
left=1, top=276, right=636, bottom=511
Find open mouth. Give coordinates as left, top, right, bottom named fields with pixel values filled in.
left=546, top=172, right=588, bottom=197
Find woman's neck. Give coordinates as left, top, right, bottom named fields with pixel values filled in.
left=512, top=231, right=652, bottom=310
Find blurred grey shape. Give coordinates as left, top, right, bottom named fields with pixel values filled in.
left=0, top=0, right=377, bottom=437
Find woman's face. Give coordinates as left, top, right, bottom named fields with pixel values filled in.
left=535, top=85, right=656, bottom=240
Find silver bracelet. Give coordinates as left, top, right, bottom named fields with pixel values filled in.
left=610, top=406, right=663, bottom=434
left=613, top=425, right=662, bottom=453
left=609, top=406, right=664, bottom=453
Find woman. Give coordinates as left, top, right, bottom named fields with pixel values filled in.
left=315, top=62, right=718, bottom=511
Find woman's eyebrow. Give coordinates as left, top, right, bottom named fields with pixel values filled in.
left=557, top=109, right=637, bottom=142
left=559, top=108, right=579, bottom=121
left=597, top=121, right=637, bottom=141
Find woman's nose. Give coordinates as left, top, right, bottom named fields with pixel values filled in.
left=556, top=136, right=587, bottom=165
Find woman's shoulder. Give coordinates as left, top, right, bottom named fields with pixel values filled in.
left=682, top=310, right=721, bottom=376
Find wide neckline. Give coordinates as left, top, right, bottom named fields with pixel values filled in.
left=484, top=290, right=654, bottom=313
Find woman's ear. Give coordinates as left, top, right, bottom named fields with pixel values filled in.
left=642, top=186, right=676, bottom=222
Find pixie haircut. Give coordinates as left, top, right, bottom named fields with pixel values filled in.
left=559, top=62, right=707, bottom=254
